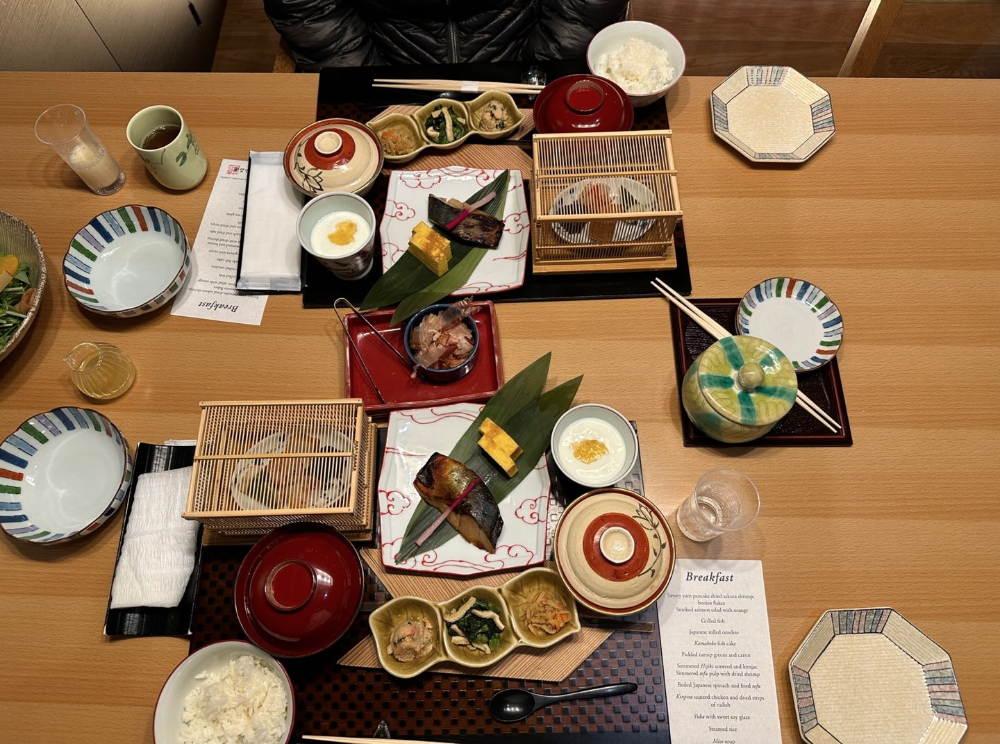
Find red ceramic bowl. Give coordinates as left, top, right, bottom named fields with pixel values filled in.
left=533, top=74, right=635, bottom=134
left=235, top=523, right=365, bottom=658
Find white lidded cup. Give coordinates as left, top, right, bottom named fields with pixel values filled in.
left=296, top=191, right=377, bottom=280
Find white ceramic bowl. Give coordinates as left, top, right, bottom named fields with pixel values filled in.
left=0, top=407, right=132, bottom=544
left=296, top=191, right=377, bottom=280
left=550, top=403, right=638, bottom=489
left=587, top=21, right=686, bottom=108
left=154, top=641, right=295, bottom=744
left=63, top=205, right=191, bottom=317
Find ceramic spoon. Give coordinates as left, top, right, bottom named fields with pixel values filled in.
left=489, top=682, right=638, bottom=723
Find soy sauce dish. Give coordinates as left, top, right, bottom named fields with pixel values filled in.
left=404, top=303, right=480, bottom=383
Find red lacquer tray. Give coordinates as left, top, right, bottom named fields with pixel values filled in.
left=344, top=301, right=504, bottom=416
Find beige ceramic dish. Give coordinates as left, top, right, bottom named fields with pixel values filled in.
left=369, top=92, right=524, bottom=164
left=370, top=569, right=581, bottom=678
left=499, top=567, right=582, bottom=650
left=369, top=596, right=446, bottom=679
left=554, top=488, right=675, bottom=616
left=0, top=211, right=46, bottom=363
left=789, top=608, right=967, bottom=743
left=439, top=586, right=518, bottom=669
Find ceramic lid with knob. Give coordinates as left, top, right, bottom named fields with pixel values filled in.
left=554, top=488, right=675, bottom=616
left=697, top=335, right=798, bottom=426
left=283, top=118, right=384, bottom=197
left=533, top=74, right=635, bottom=134
left=234, top=522, right=365, bottom=658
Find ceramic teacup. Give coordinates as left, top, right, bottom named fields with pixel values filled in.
left=126, top=105, right=207, bottom=191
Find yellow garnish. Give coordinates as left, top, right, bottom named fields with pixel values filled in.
left=328, top=220, right=358, bottom=246
left=572, top=439, right=608, bottom=464
left=0, top=254, right=18, bottom=276
left=478, top=417, right=522, bottom=477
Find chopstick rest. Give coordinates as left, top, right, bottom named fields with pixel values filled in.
left=109, top=466, right=199, bottom=609
left=236, top=151, right=304, bottom=292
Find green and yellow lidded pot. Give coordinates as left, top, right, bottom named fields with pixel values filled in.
left=681, top=335, right=798, bottom=443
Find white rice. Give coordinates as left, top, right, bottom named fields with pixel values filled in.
left=181, top=654, right=288, bottom=744
left=596, top=37, right=675, bottom=95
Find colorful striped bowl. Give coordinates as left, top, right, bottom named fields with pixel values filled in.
left=63, top=205, right=191, bottom=317
left=0, top=407, right=132, bottom=544
left=737, top=277, right=844, bottom=372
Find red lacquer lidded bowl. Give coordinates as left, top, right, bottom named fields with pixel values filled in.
left=533, top=74, right=635, bottom=134
left=235, top=522, right=365, bottom=658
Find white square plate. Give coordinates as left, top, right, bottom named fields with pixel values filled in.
left=377, top=403, right=551, bottom=576
left=380, top=167, right=529, bottom=294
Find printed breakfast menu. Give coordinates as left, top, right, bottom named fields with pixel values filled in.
left=657, top=559, right=781, bottom=743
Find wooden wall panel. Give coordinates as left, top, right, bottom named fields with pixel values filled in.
left=75, top=0, right=226, bottom=72
left=874, top=0, right=1000, bottom=77
left=0, top=0, right=120, bottom=71
left=630, top=0, right=870, bottom=75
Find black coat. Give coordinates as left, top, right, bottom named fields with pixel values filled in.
left=265, top=0, right=629, bottom=70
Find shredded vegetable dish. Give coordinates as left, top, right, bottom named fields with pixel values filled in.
left=524, top=590, right=570, bottom=635
left=0, top=254, right=35, bottom=349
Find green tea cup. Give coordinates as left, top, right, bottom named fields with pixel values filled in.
left=126, top=105, right=207, bottom=191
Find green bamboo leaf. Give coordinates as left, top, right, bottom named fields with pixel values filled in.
left=360, top=170, right=510, bottom=315
left=395, top=353, right=551, bottom=550
left=395, top=372, right=583, bottom=563
left=448, top=352, right=551, bottom=463
left=389, top=247, right=486, bottom=325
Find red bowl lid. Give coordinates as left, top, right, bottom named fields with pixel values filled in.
left=235, top=523, right=364, bottom=658
left=533, top=74, right=635, bottom=134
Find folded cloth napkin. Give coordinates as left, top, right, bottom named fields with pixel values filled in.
left=236, top=150, right=303, bottom=292
left=109, top=466, right=199, bottom=609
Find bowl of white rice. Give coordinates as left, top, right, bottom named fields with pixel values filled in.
left=587, top=21, right=686, bottom=108
left=154, top=641, right=294, bottom=744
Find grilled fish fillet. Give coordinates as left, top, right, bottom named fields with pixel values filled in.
left=413, top=453, right=503, bottom=552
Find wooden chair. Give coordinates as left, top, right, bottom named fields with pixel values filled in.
left=273, top=39, right=296, bottom=73
left=839, top=0, right=904, bottom=77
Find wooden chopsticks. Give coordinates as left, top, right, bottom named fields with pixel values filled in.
left=651, top=278, right=842, bottom=434
left=372, top=78, right=544, bottom=95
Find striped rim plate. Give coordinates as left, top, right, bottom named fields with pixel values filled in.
left=0, top=407, right=133, bottom=544
left=789, top=608, right=968, bottom=743
left=737, top=277, right=843, bottom=372
left=711, top=66, right=835, bottom=163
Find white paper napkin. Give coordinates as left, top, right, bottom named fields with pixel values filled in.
left=236, top=150, right=303, bottom=292
left=109, top=466, right=199, bottom=609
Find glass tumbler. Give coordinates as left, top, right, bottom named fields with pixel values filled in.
left=675, top=468, right=760, bottom=542
left=35, top=104, right=125, bottom=195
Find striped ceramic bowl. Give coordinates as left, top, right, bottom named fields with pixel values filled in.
left=63, top=205, right=191, bottom=317
left=0, top=407, right=133, bottom=544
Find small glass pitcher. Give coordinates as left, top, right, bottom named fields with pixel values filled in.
left=64, top=342, right=135, bottom=399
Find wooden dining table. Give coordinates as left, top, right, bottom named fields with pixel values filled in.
left=0, top=71, right=997, bottom=743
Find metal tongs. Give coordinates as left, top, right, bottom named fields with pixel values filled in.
left=333, top=297, right=478, bottom=402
